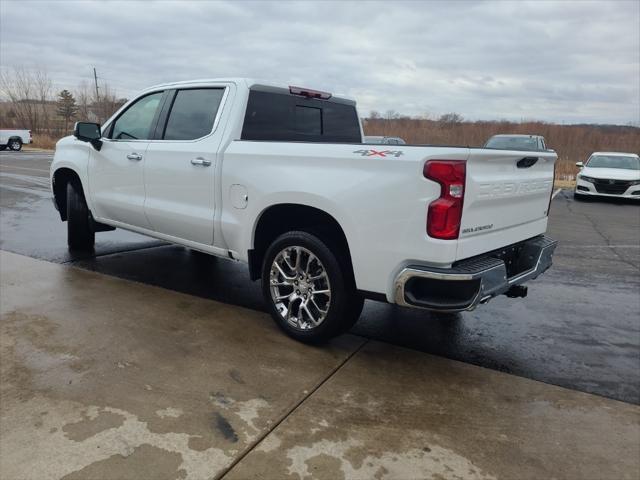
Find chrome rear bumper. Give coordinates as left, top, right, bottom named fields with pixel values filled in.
left=394, top=235, right=557, bottom=312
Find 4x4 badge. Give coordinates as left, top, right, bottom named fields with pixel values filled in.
left=353, top=149, right=404, bottom=158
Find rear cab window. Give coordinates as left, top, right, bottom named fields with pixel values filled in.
left=241, top=86, right=361, bottom=143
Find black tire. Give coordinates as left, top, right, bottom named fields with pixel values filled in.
left=8, top=138, right=22, bottom=151
left=261, top=230, right=362, bottom=343
left=66, top=181, right=95, bottom=250
left=339, top=293, right=365, bottom=334
left=573, top=191, right=586, bottom=201
left=0, top=145, right=6, bottom=151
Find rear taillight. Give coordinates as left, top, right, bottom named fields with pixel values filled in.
left=424, top=160, right=466, bottom=240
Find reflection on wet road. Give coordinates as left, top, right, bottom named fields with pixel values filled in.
left=1, top=151, right=639, bottom=403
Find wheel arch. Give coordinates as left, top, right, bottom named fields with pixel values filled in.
left=248, top=203, right=354, bottom=282
left=52, top=167, right=84, bottom=221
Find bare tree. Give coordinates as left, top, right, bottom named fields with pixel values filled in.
left=385, top=109, right=400, bottom=120
left=92, top=82, right=127, bottom=123
left=35, top=68, right=52, bottom=131
left=75, top=80, right=93, bottom=121
left=0, top=66, right=52, bottom=133
left=73, top=80, right=126, bottom=124
left=438, top=112, right=464, bottom=126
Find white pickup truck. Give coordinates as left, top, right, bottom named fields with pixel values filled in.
left=0, top=129, right=32, bottom=151
left=51, top=78, right=557, bottom=342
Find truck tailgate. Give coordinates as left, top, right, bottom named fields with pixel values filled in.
left=457, top=150, right=556, bottom=260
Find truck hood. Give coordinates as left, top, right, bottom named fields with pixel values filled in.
left=56, top=135, right=76, bottom=148
left=581, top=166, right=640, bottom=180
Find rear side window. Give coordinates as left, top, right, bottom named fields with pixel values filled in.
left=163, top=88, right=225, bottom=140
left=241, top=90, right=361, bottom=143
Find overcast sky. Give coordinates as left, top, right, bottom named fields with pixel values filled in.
left=1, top=0, right=639, bottom=124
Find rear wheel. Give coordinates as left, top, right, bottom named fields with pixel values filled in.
left=8, top=138, right=22, bottom=151
left=261, top=231, right=362, bottom=343
left=66, top=181, right=95, bottom=250
left=0, top=145, right=6, bottom=151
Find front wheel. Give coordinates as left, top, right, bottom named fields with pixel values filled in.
left=67, top=181, right=95, bottom=250
left=261, top=231, right=362, bottom=343
left=8, top=139, right=22, bottom=151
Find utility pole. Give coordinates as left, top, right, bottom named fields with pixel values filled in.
left=93, top=67, right=100, bottom=101
left=93, top=67, right=102, bottom=121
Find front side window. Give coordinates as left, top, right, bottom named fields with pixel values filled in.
left=111, top=92, right=163, bottom=140
left=163, top=88, right=225, bottom=140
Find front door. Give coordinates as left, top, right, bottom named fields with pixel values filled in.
left=143, top=87, right=226, bottom=245
left=89, top=90, right=164, bottom=229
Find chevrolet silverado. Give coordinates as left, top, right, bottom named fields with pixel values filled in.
left=51, top=78, right=558, bottom=342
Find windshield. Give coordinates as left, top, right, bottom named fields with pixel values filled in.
left=586, top=155, right=640, bottom=170
left=484, top=136, right=539, bottom=151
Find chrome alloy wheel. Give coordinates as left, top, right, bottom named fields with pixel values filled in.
left=269, top=246, right=331, bottom=330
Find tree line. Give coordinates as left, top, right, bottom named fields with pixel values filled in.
left=0, top=67, right=126, bottom=136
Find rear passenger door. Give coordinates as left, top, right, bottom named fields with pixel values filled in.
left=143, top=86, right=227, bottom=245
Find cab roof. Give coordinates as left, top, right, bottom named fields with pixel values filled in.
left=140, top=78, right=356, bottom=104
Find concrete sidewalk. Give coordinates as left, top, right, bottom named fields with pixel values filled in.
left=1, top=251, right=638, bottom=480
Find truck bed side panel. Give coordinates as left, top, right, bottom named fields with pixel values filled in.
left=221, top=142, right=467, bottom=296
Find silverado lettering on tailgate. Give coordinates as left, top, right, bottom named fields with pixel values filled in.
left=477, top=179, right=552, bottom=199
left=461, top=224, right=494, bottom=235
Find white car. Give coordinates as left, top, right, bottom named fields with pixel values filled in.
left=0, top=129, right=32, bottom=151
left=364, top=135, right=406, bottom=145
left=575, top=152, right=640, bottom=200
left=484, top=134, right=549, bottom=152
left=50, top=78, right=557, bottom=343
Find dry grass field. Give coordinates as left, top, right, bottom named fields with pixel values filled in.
left=27, top=133, right=58, bottom=150
left=364, top=118, right=639, bottom=184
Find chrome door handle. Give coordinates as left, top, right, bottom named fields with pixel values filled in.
left=126, top=153, right=143, bottom=161
left=191, top=157, right=212, bottom=166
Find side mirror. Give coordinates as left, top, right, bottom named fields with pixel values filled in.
left=74, top=122, right=102, bottom=151
left=575, top=162, right=584, bottom=168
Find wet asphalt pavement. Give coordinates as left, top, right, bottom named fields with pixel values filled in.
left=1, top=151, right=639, bottom=404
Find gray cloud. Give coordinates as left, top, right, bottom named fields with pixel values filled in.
left=1, top=0, right=638, bottom=124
